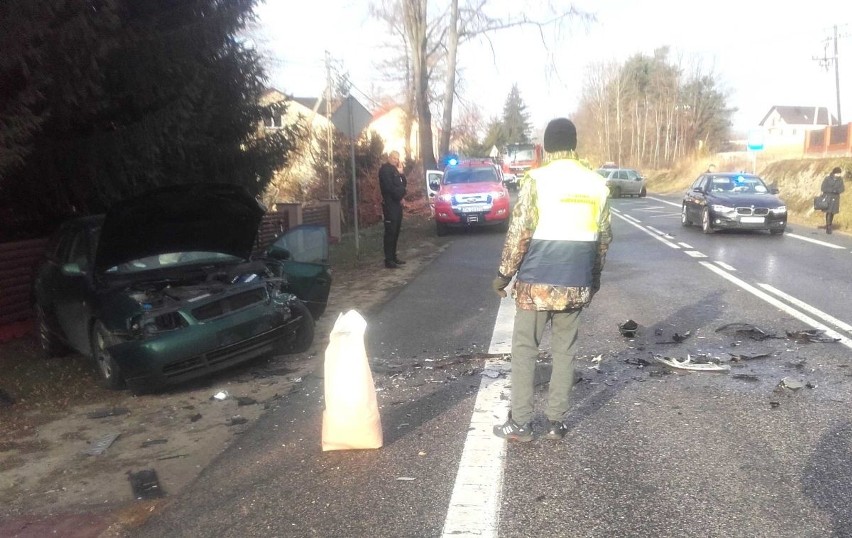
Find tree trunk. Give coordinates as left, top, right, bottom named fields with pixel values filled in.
left=438, top=0, right=459, bottom=158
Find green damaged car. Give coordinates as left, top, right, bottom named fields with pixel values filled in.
left=33, top=184, right=331, bottom=394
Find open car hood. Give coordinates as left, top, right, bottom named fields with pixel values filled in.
left=95, top=183, right=266, bottom=273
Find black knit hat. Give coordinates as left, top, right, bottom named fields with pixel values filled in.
left=832, top=166, right=842, bottom=175
left=543, top=118, right=577, bottom=152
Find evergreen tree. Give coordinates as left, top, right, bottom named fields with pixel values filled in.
left=501, top=84, right=531, bottom=143
left=0, top=0, right=301, bottom=238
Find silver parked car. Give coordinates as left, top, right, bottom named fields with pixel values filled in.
left=596, top=168, right=647, bottom=198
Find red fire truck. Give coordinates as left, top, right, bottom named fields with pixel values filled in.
left=500, top=143, right=543, bottom=190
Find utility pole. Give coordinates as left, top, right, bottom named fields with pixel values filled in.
left=813, top=25, right=848, bottom=124
left=325, top=50, right=335, bottom=199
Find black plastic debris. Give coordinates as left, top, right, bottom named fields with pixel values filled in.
left=715, top=323, right=774, bottom=341
left=729, top=351, right=772, bottom=362
left=128, top=469, right=165, bottom=500
left=189, top=413, right=202, bottom=423
left=86, top=407, right=130, bottom=419
left=141, top=439, right=168, bottom=448
left=228, top=415, right=248, bottom=426
left=624, top=357, right=651, bottom=367
left=732, top=374, right=759, bottom=382
left=785, top=329, right=840, bottom=344
left=236, top=396, right=257, bottom=406
left=618, top=320, right=639, bottom=337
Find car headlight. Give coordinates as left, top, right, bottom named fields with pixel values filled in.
left=492, top=190, right=506, bottom=199
left=711, top=204, right=735, bottom=214
left=439, top=193, right=453, bottom=203
left=770, top=206, right=787, bottom=214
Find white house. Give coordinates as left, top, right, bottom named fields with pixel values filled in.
left=758, top=105, right=837, bottom=147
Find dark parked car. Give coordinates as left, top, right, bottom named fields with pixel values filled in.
left=32, top=183, right=331, bottom=393
left=681, top=172, right=787, bottom=235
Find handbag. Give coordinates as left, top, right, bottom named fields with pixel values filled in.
left=814, top=194, right=829, bottom=211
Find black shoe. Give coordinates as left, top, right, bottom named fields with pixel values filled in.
left=827, top=226, right=832, bottom=234
left=544, top=420, right=567, bottom=440
left=493, top=418, right=534, bottom=442
left=384, top=260, right=400, bottom=269
left=393, top=258, right=406, bottom=264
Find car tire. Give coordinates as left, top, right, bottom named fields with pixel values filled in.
left=436, top=222, right=449, bottom=236
left=681, top=205, right=691, bottom=227
left=282, top=300, right=315, bottom=354
left=639, top=187, right=647, bottom=197
left=35, top=303, right=70, bottom=357
left=91, top=320, right=126, bottom=390
left=701, top=208, right=714, bottom=234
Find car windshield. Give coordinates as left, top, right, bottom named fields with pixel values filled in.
left=596, top=170, right=610, bottom=177
left=709, top=176, right=769, bottom=194
left=443, top=167, right=497, bottom=184
left=506, top=149, right=535, bottom=162
left=105, top=252, right=241, bottom=274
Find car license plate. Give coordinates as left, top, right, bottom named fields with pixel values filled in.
left=459, top=204, right=489, bottom=213
left=740, top=216, right=765, bottom=224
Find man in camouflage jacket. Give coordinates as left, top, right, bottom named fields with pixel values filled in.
left=492, top=118, right=612, bottom=442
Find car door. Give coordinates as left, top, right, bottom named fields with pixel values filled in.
left=625, top=169, right=642, bottom=195
left=51, top=224, right=97, bottom=352
left=425, top=170, right=443, bottom=215
left=684, top=176, right=708, bottom=222
left=265, top=225, right=332, bottom=319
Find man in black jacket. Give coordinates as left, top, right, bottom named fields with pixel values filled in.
left=378, top=151, right=407, bottom=268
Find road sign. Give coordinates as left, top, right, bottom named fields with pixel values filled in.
left=747, top=128, right=765, bottom=151
left=331, top=95, right=372, bottom=139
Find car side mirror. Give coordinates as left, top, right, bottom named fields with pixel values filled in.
left=265, top=247, right=291, bottom=261
left=693, top=187, right=703, bottom=193
left=769, top=186, right=779, bottom=194
left=429, top=180, right=440, bottom=190
left=60, top=263, right=84, bottom=276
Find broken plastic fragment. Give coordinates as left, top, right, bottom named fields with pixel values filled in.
left=618, top=320, right=639, bottom=337
left=212, top=391, right=229, bottom=401
left=778, top=377, right=804, bottom=390
left=84, top=433, right=120, bottom=456
left=653, top=354, right=730, bottom=372
left=396, top=476, right=416, bottom=481
left=128, top=469, right=165, bottom=500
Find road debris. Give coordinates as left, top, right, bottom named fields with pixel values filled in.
left=236, top=396, right=257, bottom=406
left=656, top=330, right=692, bottom=344
left=731, top=374, right=759, bottom=382
left=778, top=377, right=805, bottom=390
left=141, top=438, right=168, bottom=448
left=84, top=433, right=120, bottom=456
left=211, top=390, right=229, bottom=401
left=189, top=413, right=202, bottom=423
left=715, top=323, right=775, bottom=341
left=618, top=320, right=638, bottom=338
left=396, top=477, right=416, bottom=481
left=128, top=469, right=165, bottom=500
left=729, top=350, right=773, bottom=362
left=227, top=415, right=248, bottom=426
left=588, top=354, right=603, bottom=370
left=653, top=354, right=730, bottom=372
left=786, top=329, right=840, bottom=344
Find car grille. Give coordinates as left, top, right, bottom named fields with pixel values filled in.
left=736, top=207, right=769, bottom=216
left=161, top=322, right=291, bottom=378
left=191, top=288, right=267, bottom=321
left=454, top=193, right=491, bottom=204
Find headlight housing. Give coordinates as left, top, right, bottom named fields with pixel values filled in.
left=439, top=193, right=453, bottom=203
left=711, top=204, right=735, bottom=214
left=769, top=206, right=787, bottom=214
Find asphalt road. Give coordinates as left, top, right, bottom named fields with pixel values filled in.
left=131, top=195, right=852, bottom=537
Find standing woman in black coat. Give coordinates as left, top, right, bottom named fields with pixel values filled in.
left=821, top=167, right=845, bottom=234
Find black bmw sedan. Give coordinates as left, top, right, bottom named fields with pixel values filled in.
left=681, top=172, right=787, bottom=235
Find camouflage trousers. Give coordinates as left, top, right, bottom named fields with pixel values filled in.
left=510, top=308, right=581, bottom=425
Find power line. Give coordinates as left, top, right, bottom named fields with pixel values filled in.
left=811, top=24, right=851, bottom=123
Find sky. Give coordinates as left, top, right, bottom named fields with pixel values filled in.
left=253, top=0, right=851, bottom=134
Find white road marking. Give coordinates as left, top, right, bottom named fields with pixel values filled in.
left=715, top=261, right=736, bottom=271
left=685, top=251, right=708, bottom=258
left=786, top=233, right=845, bottom=249
left=646, top=225, right=665, bottom=235
left=678, top=242, right=694, bottom=249
left=700, top=262, right=852, bottom=349
left=621, top=213, right=641, bottom=223
left=758, top=283, right=852, bottom=334
left=647, top=196, right=681, bottom=207
left=488, top=294, right=515, bottom=354
left=613, top=213, right=680, bottom=248
left=441, top=359, right=511, bottom=538
left=634, top=206, right=667, bottom=211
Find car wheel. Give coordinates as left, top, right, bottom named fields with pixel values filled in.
left=681, top=205, right=691, bottom=227
left=91, top=320, right=126, bottom=390
left=701, top=208, right=714, bottom=234
left=436, top=222, right=449, bottom=236
left=770, top=227, right=785, bottom=236
left=282, top=300, right=315, bottom=354
left=34, top=303, right=69, bottom=357
left=639, top=187, right=647, bottom=197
